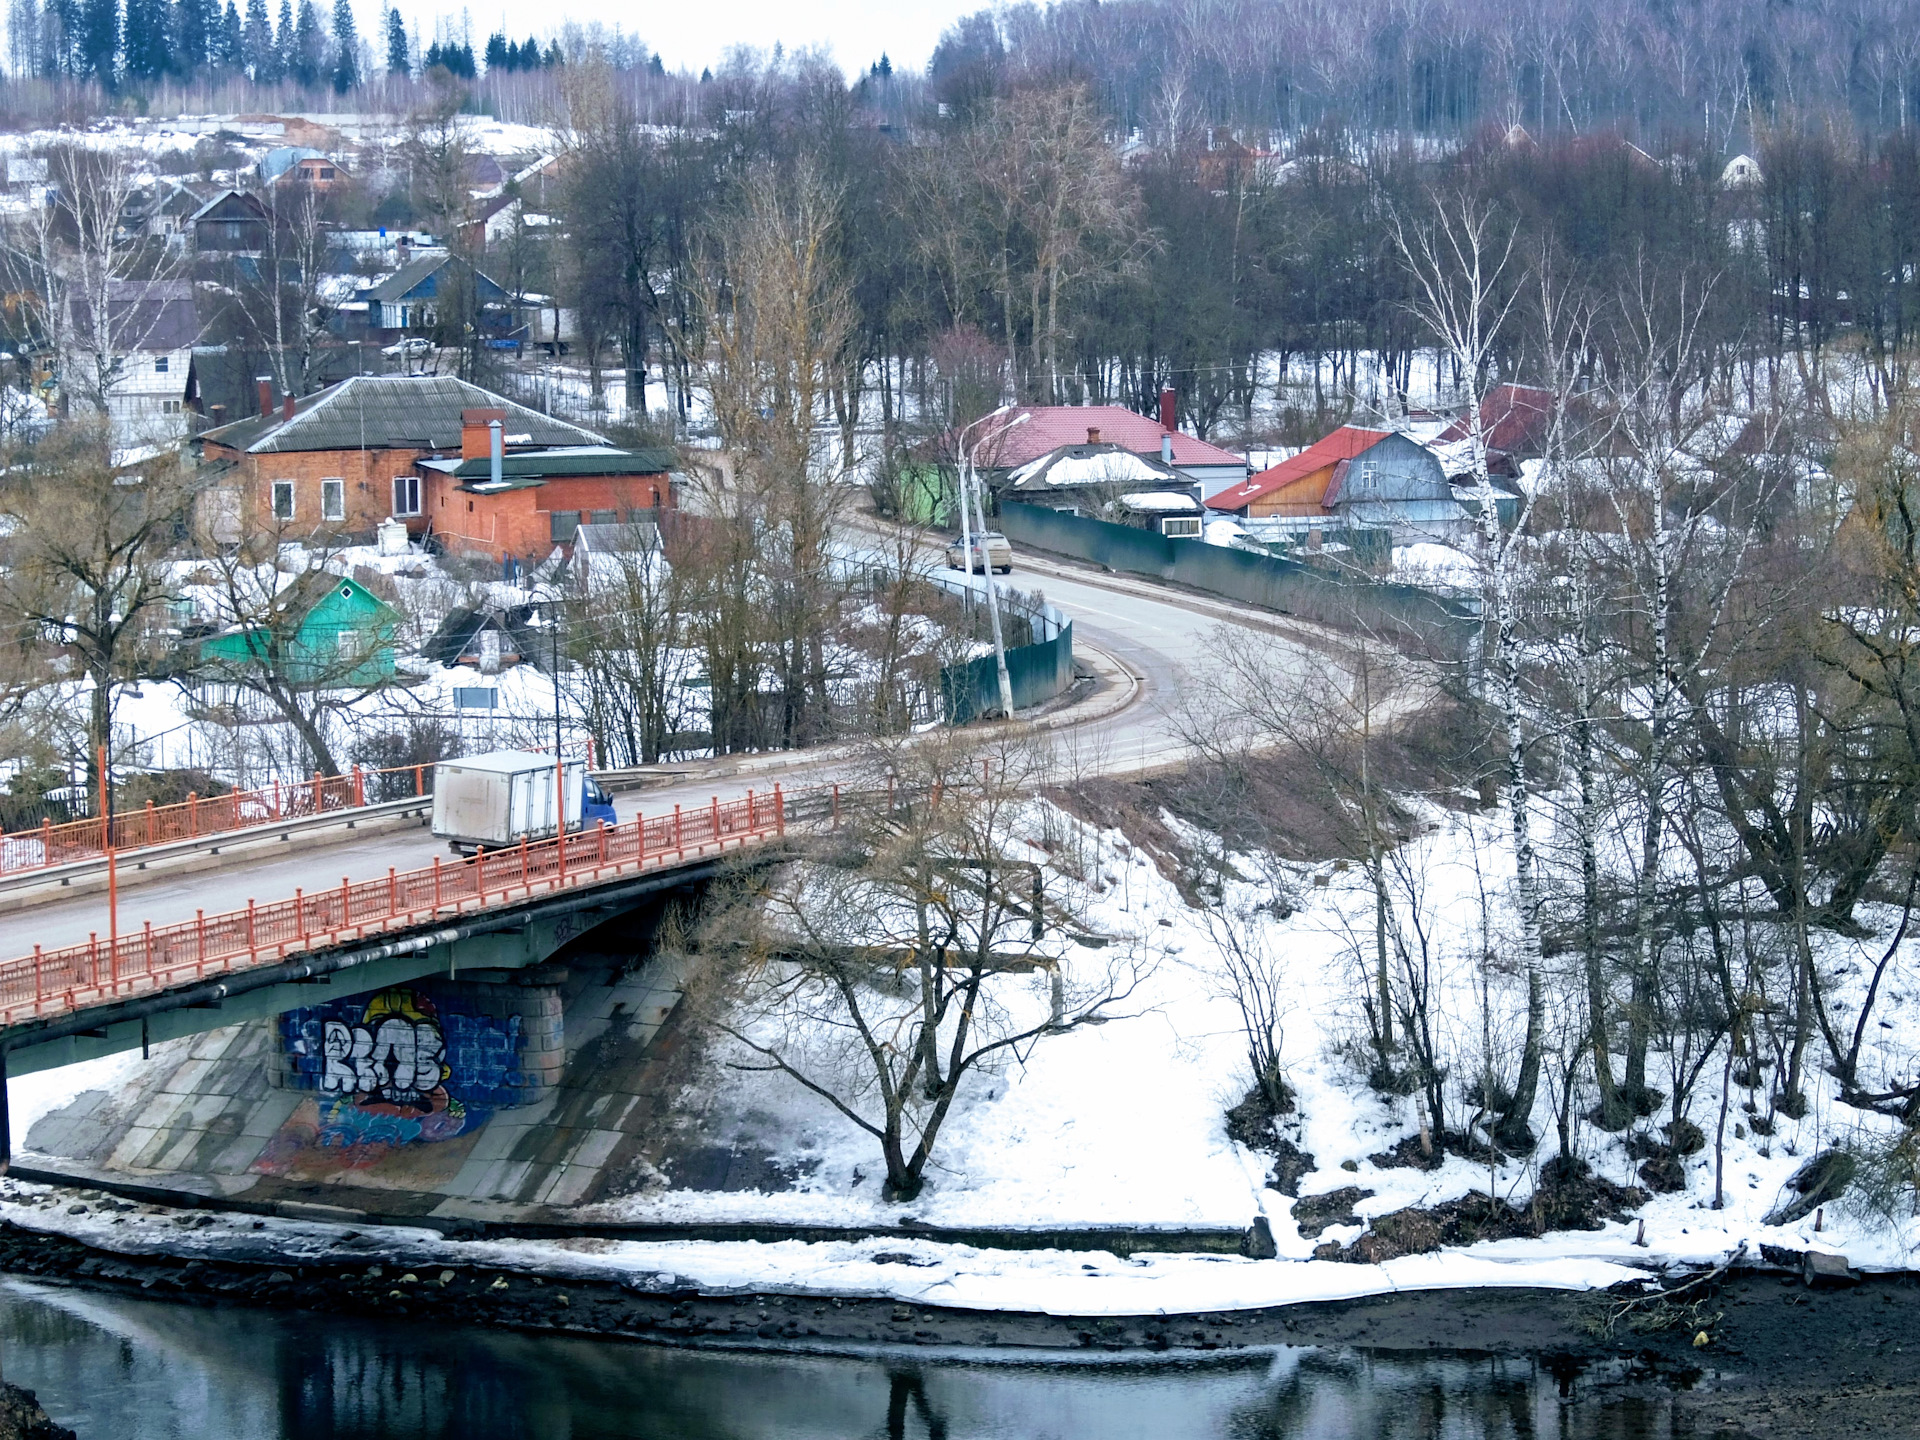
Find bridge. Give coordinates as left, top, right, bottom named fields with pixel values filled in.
left=0, top=555, right=1331, bottom=1211
left=0, top=780, right=830, bottom=1149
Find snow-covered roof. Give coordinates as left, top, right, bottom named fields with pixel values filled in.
left=1118, top=490, right=1205, bottom=513
left=1010, top=445, right=1183, bottom=490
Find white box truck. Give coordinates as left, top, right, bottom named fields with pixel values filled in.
left=430, top=750, right=616, bottom=854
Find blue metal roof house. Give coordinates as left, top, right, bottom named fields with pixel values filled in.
left=361, top=253, right=514, bottom=338
left=1323, top=433, right=1475, bottom=544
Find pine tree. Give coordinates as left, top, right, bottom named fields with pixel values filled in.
left=241, top=0, right=270, bottom=77
left=482, top=30, right=506, bottom=72
left=173, top=0, right=210, bottom=73
left=383, top=5, right=404, bottom=74
left=77, top=0, right=116, bottom=80
left=218, top=0, right=241, bottom=66
left=125, top=0, right=169, bottom=80
left=274, top=0, right=293, bottom=79
left=520, top=35, right=537, bottom=69
left=44, top=0, right=82, bottom=74
left=289, top=0, right=319, bottom=84
left=328, top=0, right=355, bottom=91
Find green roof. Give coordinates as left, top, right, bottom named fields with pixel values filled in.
left=448, top=447, right=676, bottom=485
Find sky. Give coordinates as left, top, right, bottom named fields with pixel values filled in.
left=397, top=0, right=981, bottom=77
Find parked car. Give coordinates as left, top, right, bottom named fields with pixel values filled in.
left=382, top=337, right=434, bottom=357
left=946, top=531, right=1014, bottom=574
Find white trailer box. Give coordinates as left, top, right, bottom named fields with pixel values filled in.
left=431, top=750, right=584, bottom=852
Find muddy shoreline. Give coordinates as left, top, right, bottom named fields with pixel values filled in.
left=1, top=1216, right=1913, bottom=1438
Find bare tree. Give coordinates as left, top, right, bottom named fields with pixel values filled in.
left=189, top=533, right=401, bottom=776
left=701, top=733, right=1153, bottom=1201
left=697, top=158, right=857, bottom=748
left=11, top=145, right=193, bottom=423
left=0, top=425, right=193, bottom=809
left=568, top=520, right=693, bottom=766
left=1180, top=627, right=1427, bottom=1084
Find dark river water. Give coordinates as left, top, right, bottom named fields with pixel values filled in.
left=0, top=1278, right=1685, bottom=1439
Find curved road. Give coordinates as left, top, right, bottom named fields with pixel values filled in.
left=0, top=552, right=1308, bottom=958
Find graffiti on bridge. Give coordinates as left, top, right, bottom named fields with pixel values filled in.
left=257, top=988, right=489, bottom=1176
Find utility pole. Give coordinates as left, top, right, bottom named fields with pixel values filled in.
left=959, top=411, right=1029, bottom=718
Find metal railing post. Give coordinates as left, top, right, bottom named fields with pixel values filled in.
left=774, top=784, right=784, bottom=836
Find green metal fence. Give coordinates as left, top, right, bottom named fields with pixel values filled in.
left=998, top=502, right=1478, bottom=656
left=940, top=619, right=1075, bottom=724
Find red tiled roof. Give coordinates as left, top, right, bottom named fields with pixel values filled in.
left=970, top=405, right=1246, bottom=471
left=1205, top=427, right=1388, bottom=511
left=1436, top=384, right=1554, bottom=452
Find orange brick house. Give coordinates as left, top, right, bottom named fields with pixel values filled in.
left=423, top=430, right=678, bottom=565
left=195, top=375, right=674, bottom=563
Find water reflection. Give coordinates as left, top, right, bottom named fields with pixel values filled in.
left=0, top=1278, right=1677, bottom=1440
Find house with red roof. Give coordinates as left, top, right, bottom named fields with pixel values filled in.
left=1208, top=426, right=1475, bottom=545
left=971, top=395, right=1249, bottom=497
left=1434, top=384, right=1554, bottom=456
left=1206, top=427, right=1389, bottom=518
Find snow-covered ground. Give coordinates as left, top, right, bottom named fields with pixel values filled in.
left=6, top=782, right=1910, bottom=1309
left=544, top=797, right=1916, bottom=1274
left=0, top=1174, right=1645, bottom=1316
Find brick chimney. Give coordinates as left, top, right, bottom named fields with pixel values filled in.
left=462, top=407, right=508, bottom=460
left=1159, top=385, right=1177, bottom=432
left=256, top=376, right=273, bottom=417
left=1086, top=426, right=1101, bottom=445
left=209, top=404, right=227, bottom=428
left=282, top=392, right=295, bottom=421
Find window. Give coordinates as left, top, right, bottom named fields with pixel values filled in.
left=1161, top=516, right=1203, bottom=540
left=319, top=167, right=335, bottom=180
left=590, top=509, right=617, bottom=526
left=320, top=478, right=345, bottom=522
left=550, top=510, right=580, bottom=543
left=161, top=399, right=181, bottom=414
left=153, top=355, right=168, bottom=373
left=392, top=475, right=420, bottom=516
left=271, top=481, right=295, bottom=521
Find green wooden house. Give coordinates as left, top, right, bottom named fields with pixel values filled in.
left=199, top=572, right=400, bottom=687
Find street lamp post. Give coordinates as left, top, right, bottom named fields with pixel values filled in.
left=957, top=410, right=1030, bottom=718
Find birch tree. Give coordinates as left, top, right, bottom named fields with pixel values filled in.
left=14, top=146, right=193, bottom=421
left=1392, top=192, right=1547, bottom=1145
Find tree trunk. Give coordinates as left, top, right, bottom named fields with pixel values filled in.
left=1497, top=965, right=1544, bottom=1149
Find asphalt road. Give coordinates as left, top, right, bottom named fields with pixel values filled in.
left=0, top=546, right=1310, bottom=959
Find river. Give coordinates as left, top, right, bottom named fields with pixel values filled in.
left=0, top=1277, right=1685, bottom=1438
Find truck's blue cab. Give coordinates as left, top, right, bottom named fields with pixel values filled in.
left=580, top=777, right=618, bottom=830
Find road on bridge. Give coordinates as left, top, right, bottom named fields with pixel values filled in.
left=0, top=550, right=1314, bottom=964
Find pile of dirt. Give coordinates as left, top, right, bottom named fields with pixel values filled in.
left=1531, top=1156, right=1647, bottom=1232
left=1367, top=1133, right=1446, bottom=1171
left=1291, top=1186, right=1373, bottom=1238
left=0, top=1385, right=74, bottom=1440
left=1627, top=1120, right=1707, bottom=1194
left=1316, top=1162, right=1645, bottom=1263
